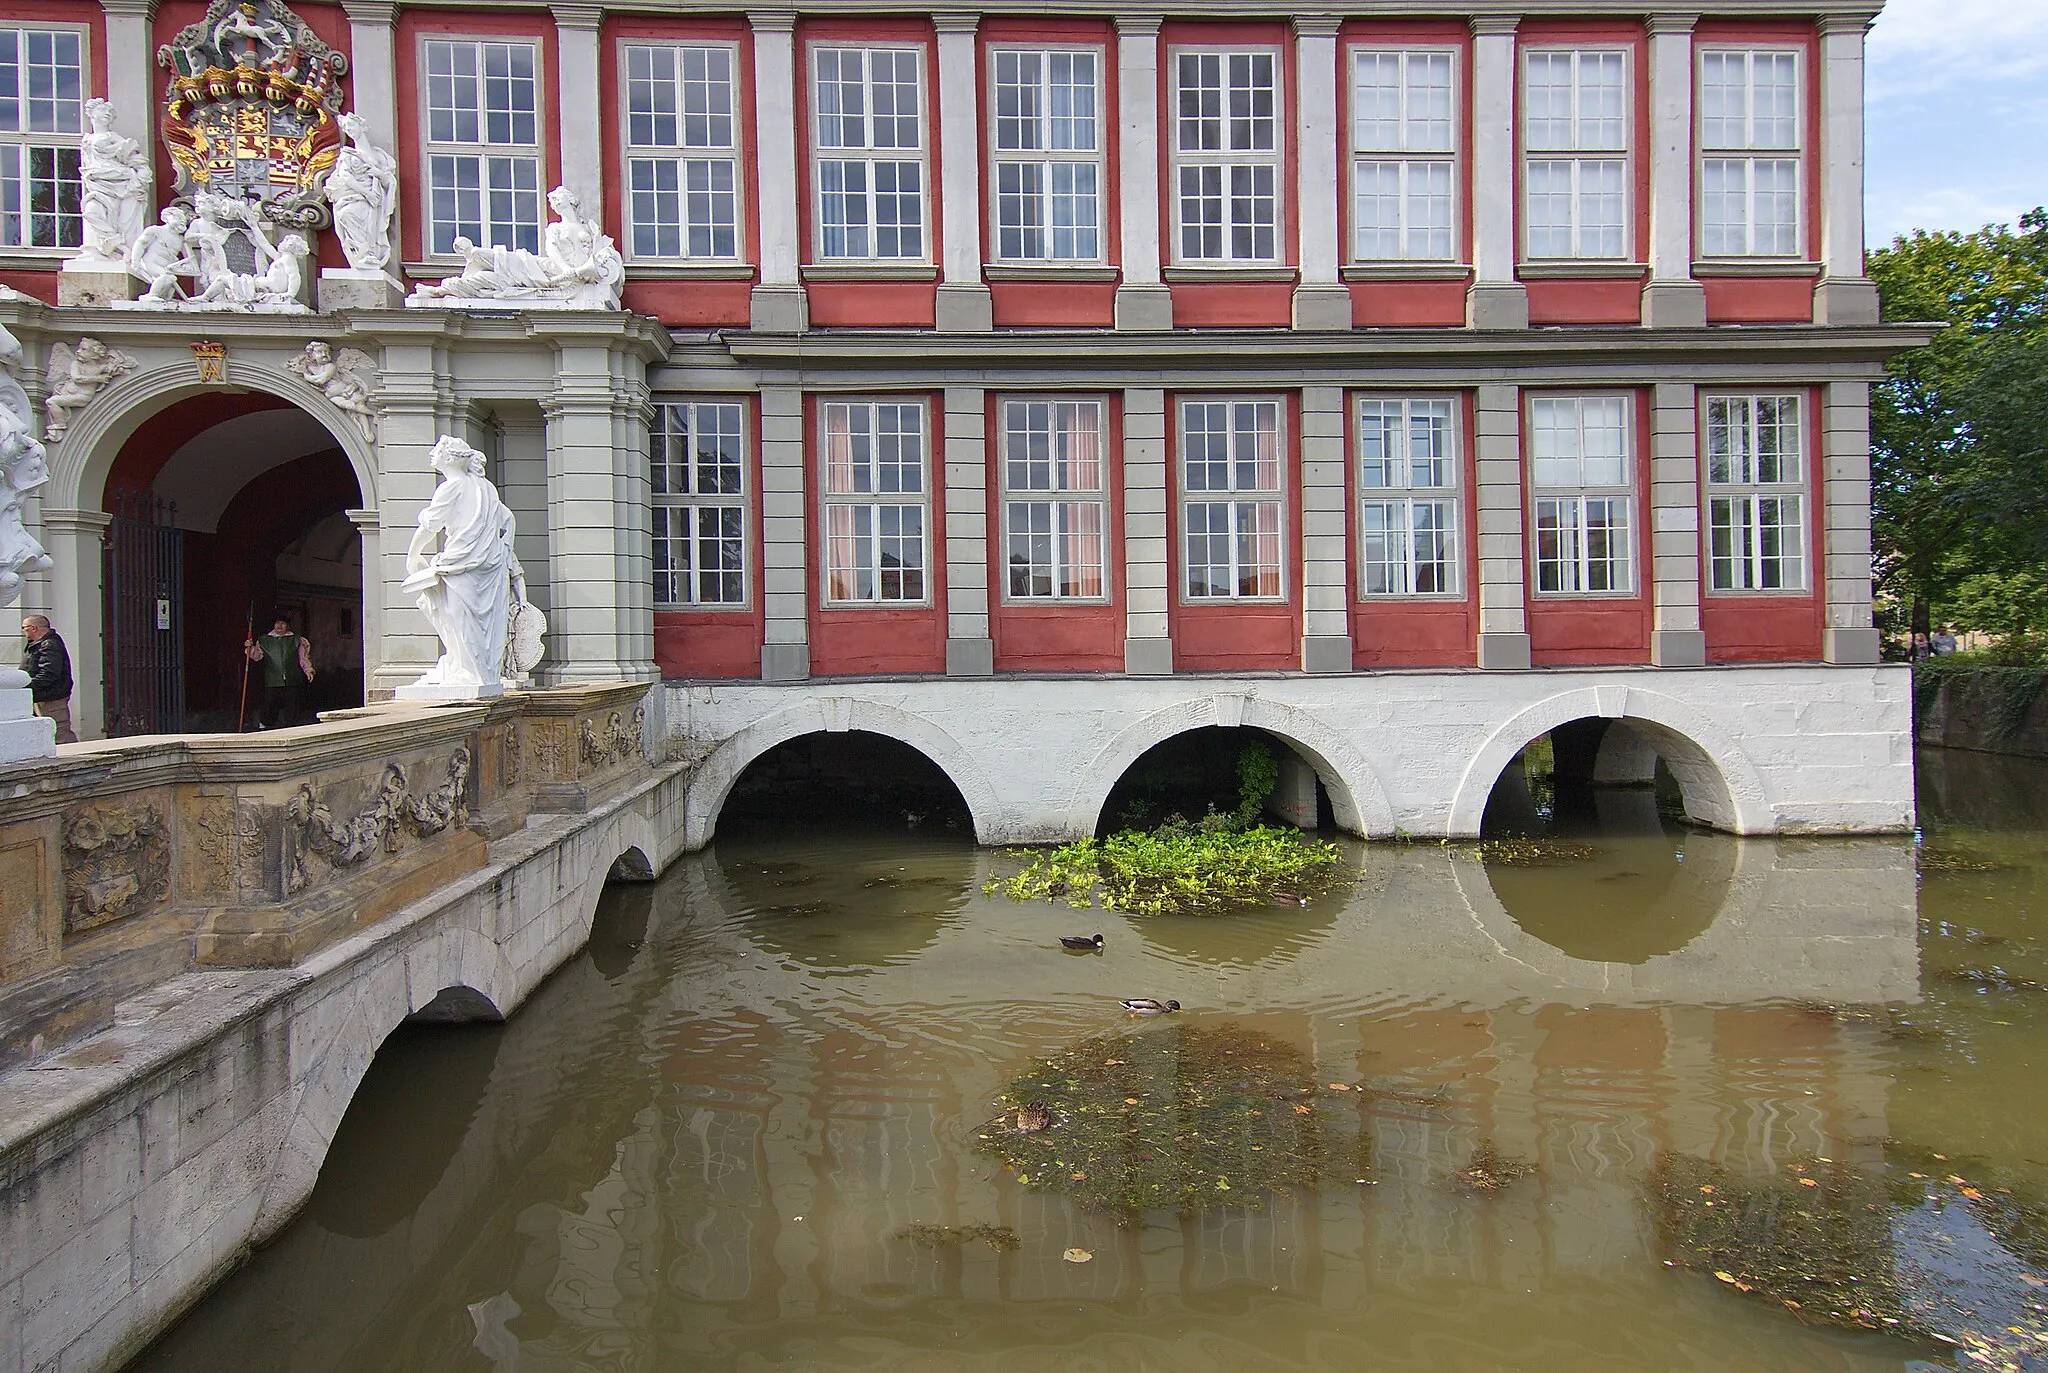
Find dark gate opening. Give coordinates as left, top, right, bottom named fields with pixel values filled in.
left=103, top=488, right=185, bottom=737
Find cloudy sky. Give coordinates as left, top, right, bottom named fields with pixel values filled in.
left=1866, top=0, right=2048, bottom=244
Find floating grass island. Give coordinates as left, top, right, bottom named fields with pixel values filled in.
left=985, top=822, right=1344, bottom=917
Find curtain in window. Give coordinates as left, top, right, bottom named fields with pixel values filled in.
left=825, top=406, right=856, bottom=493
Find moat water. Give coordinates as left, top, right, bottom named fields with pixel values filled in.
left=130, top=748, right=2048, bottom=1372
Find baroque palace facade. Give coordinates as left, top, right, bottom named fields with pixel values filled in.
left=0, top=0, right=1916, bottom=811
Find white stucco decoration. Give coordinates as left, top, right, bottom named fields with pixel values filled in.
left=326, top=113, right=399, bottom=274
left=398, top=436, right=545, bottom=700
left=43, top=339, right=138, bottom=443
left=0, top=324, right=52, bottom=609
left=69, top=98, right=151, bottom=270
left=286, top=341, right=376, bottom=438
left=123, top=204, right=196, bottom=305
left=406, top=186, right=623, bottom=311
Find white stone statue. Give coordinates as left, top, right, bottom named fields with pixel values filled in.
left=406, top=186, right=623, bottom=311
left=0, top=324, right=51, bottom=608
left=123, top=204, right=196, bottom=305
left=287, top=341, right=376, bottom=438
left=398, top=436, right=544, bottom=699
left=43, top=339, right=138, bottom=443
left=194, top=229, right=310, bottom=311
left=326, top=113, right=399, bottom=274
left=73, top=98, right=151, bottom=269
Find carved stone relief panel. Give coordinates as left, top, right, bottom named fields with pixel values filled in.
left=62, top=801, right=171, bottom=935
left=0, top=836, right=52, bottom=979
left=579, top=707, right=645, bottom=772
left=280, top=747, right=473, bottom=898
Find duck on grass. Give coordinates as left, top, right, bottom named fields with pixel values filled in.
left=986, top=817, right=1343, bottom=917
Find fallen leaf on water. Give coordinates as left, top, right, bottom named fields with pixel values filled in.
left=1063, top=1248, right=1092, bottom=1264
left=1070, top=1171, right=1087, bottom=1181
left=1715, top=1271, right=1738, bottom=1284
left=1799, top=1178, right=1820, bottom=1187
left=1962, top=1187, right=1984, bottom=1199
left=1293, top=1104, right=1312, bottom=1115
left=1124, top=1097, right=1140, bottom=1105
left=1327, top=1082, right=1352, bottom=1091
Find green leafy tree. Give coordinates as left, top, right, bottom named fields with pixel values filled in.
left=1869, top=210, right=2048, bottom=637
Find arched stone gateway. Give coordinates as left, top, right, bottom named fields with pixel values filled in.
left=1446, top=685, right=1773, bottom=836
left=40, top=357, right=381, bottom=738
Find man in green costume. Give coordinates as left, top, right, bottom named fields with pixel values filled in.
left=244, top=614, right=316, bottom=729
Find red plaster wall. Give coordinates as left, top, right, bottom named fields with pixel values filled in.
left=989, top=281, right=1117, bottom=327
left=1701, top=275, right=1815, bottom=323
left=987, top=391, right=1125, bottom=672
left=1347, top=279, right=1467, bottom=327
left=805, top=280, right=938, bottom=328
left=805, top=391, right=948, bottom=676
left=1349, top=390, right=1479, bottom=668
left=1524, top=388, right=1652, bottom=665
left=1165, top=391, right=1303, bottom=672
left=1525, top=276, right=1646, bottom=325
left=652, top=394, right=765, bottom=679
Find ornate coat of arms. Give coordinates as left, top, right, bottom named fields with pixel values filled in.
left=157, top=0, right=348, bottom=233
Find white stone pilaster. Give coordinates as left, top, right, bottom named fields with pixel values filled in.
left=1822, top=381, right=1879, bottom=663
left=1644, top=15, right=1707, bottom=328
left=942, top=387, right=992, bottom=673
left=1300, top=385, right=1352, bottom=671
left=1122, top=387, right=1171, bottom=674
left=37, top=509, right=110, bottom=740
left=1114, top=16, right=1172, bottom=331
left=1293, top=19, right=1351, bottom=331
left=551, top=6, right=606, bottom=228
left=100, top=0, right=158, bottom=150
left=344, top=506, right=384, bottom=689
left=749, top=12, right=809, bottom=331
left=340, top=0, right=399, bottom=150
left=543, top=344, right=654, bottom=683
left=934, top=14, right=993, bottom=332
left=1474, top=383, right=1530, bottom=667
left=369, top=334, right=463, bottom=698
left=1468, top=17, right=1528, bottom=329
left=1815, top=15, right=1881, bottom=325
left=1649, top=383, right=1705, bottom=665
left=759, top=386, right=810, bottom=679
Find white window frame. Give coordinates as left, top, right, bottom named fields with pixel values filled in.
left=1168, top=45, right=1284, bottom=266
left=619, top=41, right=746, bottom=264
left=420, top=34, right=546, bottom=260
left=1178, top=396, right=1287, bottom=602
left=1697, top=46, right=1804, bottom=260
left=808, top=44, right=929, bottom=264
left=1520, top=46, right=1632, bottom=262
left=1356, top=395, right=1461, bottom=598
left=0, top=24, right=86, bottom=254
left=651, top=400, right=749, bottom=610
left=1348, top=46, right=1459, bottom=264
left=986, top=44, right=1106, bottom=266
left=1703, top=392, right=1808, bottom=594
left=820, top=398, right=931, bottom=606
left=1528, top=393, right=1636, bottom=597
left=999, top=395, right=1110, bottom=603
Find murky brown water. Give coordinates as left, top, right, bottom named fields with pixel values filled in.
left=130, top=748, right=2048, bottom=1373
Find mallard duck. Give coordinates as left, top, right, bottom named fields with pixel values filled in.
left=1014, top=1102, right=1052, bottom=1133
left=1060, top=933, right=1105, bottom=950
left=1119, top=998, right=1180, bottom=1015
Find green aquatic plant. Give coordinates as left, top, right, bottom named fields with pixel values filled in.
left=1475, top=836, right=1598, bottom=866
left=984, top=824, right=1342, bottom=917
left=896, top=1222, right=1020, bottom=1252
left=975, top=1022, right=1338, bottom=1218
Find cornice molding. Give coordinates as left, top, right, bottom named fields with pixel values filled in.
left=1817, top=13, right=1880, bottom=36
left=932, top=12, right=982, bottom=34
left=1114, top=14, right=1163, bottom=38
left=550, top=3, right=605, bottom=33
left=747, top=11, right=799, bottom=33
left=1469, top=16, right=1521, bottom=37
left=1645, top=13, right=1701, bottom=35
left=1292, top=16, right=1342, bottom=39
left=338, top=0, right=398, bottom=27
left=98, top=0, right=160, bottom=19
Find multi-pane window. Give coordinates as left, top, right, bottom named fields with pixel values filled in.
left=822, top=401, right=928, bottom=603
left=1172, top=50, right=1280, bottom=263
left=1523, top=49, right=1629, bottom=260
left=0, top=28, right=81, bottom=250
left=1181, top=399, right=1284, bottom=599
left=1358, top=398, right=1459, bottom=596
left=1351, top=50, right=1455, bottom=262
left=990, top=49, right=1103, bottom=263
left=652, top=402, right=747, bottom=607
left=1700, top=50, right=1801, bottom=257
left=1705, top=394, right=1806, bottom=592
left=1530, top=395, right=1633, bottom=594
left=624, top=44, right=741, bottom=260
left=1001, top=398, right=1108, bottom=600
left=424, top=38, right=543, bottom=256
left=812, top=47, right=926, bottom=261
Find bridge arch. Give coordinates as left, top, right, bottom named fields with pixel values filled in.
left=1446, top=685, right=1772, bottom=836
left=1066, top=693, right=1396, bottom=837
left=682, top=697, right=1002, bottom=847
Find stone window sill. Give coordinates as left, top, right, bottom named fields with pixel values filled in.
left=623, top=263, right=758, bottom=279
left=801, top=263, right=939, bottom=282
left=1517, top=262, right=1650, bottom=280
left=1691, top=260, right=1824, bottom=278
left=1163, top=265, right=1300, bottom=283
left=982, top=264, right=1121, bottom=282
left=1342, top=263, right=1474, bottom=281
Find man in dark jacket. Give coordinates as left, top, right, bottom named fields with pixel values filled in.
left=19, top=615, right=76, bottom=744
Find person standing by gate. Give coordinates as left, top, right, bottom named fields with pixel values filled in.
left=19, top=614, right=76, bottom=743
left=245, top=614, right=316, bottom=729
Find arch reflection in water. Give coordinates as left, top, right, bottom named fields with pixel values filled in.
left=1483, top=830, right=1734, bottom=965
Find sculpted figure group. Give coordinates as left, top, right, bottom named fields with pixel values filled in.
left=0, top=325, right=50, bottom=610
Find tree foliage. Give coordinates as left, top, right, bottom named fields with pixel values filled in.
left=1869, top=210, right=2048, bottom=639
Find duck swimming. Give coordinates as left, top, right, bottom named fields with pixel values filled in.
left=1060, top=933, right=1105, bottom=949
left=1119, top=998, right=1180, bottom=1015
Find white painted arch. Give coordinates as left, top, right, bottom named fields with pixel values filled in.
left=1445, top=684, right=1773, bottom=836
left=681, top=696, right=1005, bottom=848
left=1064, top=692, right=1398, bottom=838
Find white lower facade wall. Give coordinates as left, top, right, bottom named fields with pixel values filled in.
left=668, top=664, right=1915, bottom=845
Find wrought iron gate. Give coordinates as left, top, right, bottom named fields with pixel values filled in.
left=103, top=489, right=185, bottom=737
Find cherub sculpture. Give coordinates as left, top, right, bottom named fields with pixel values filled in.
left=43, top=339, right=138, bottom=442
left=286, top=341, right=376, bottom=438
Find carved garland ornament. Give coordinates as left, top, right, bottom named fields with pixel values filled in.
left=282, top=747, right=472, bottom=894
left=62, top=802, right=171, bottom=935
left=580, top=708, right=645, bottom=770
